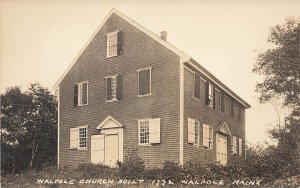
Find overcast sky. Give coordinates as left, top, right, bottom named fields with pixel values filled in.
left=1, top=0, right=300, bottom=144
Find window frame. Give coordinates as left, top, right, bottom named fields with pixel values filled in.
left=188, top=118, right=201, bottom=145
left=70, top=125, right=88, bottom=150
left=231, top=136, right=238, bottom=155
left=106, top=30, right=119, bottom=58
left=193, top=73, right=201, bottom=100
left=105, top=75, right=118, bottom=102
left=208, top=83, right=214, bottom=108
left=76, top=81, right=89, bottom=106
left=137, top=67, right=152, bottom=97
left=194, top=120, right=200, bottom=146
left=203, top=124, right=214, bottom=149
left=78, top=126, right=88, bottom=149
left=137, top=118, right=160, bottom=146
left=239, top=138, right=243, bottom=156
left=208, top=126, right=213, bottom=149
left=111, top=76, right=117, bottom=99
left=138, top=119, right=150, bottom=145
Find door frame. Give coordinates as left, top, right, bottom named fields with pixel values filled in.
left=216, top=133, right=228, bottom=165
left=96, top=116, right=124, bottom=166
left=105, top=133, right=119, bottom=166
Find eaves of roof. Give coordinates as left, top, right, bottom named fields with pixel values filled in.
left=186, top=59, right=251, bottom=108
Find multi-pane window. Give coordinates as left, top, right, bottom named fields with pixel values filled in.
left=106, top=30, right=123, bottom=58
left=74, top=82, right=88, bottom=106
left=231, top=136, right=237, bottom=155
left=203, top=124, right=213, bottom=149
left=206, top=82, right=214, bottom=108
left=208, top=84, right=214, bottom=107
left=70, top=126, right=88, bottom=149
left=194, top=121, right=200, bottom=145
left=107, top=32, right=118, bottom=57
left=79, top=127, right=87, bottom=148
left=138, top=68, right=151, bottom=96
left=188, top=118, right=200, bottom=145
left=208, top=127, right=213, bottom=148
left=239, top=138, right=243, bottom=156
left=139, top=120, right=150, bottom=144
left=138, top=118, right=161, bottom=145
left=111, top=77, right=117, bottom=99
left=106, top=75, right=122, bottom=101
left=78, top=84, right=83, bottom=104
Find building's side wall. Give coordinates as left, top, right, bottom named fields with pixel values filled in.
left=183, top=66, right=246, bottom=164
left=59, top=13, right=180, bottom=168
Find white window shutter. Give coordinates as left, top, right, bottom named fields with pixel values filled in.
left=70, top=128, right=79, bottom=149
left=239, top=138, right=243, bottom=156
left=188, top=118, right=195, bottom=143
left=91, top=135, right=105, bottom=164
left=203, top=124, right=209, bottom=147
left=149, top=118, right=161, bottom=144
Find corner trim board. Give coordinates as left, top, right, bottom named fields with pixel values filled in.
left=179, top=59, right=185, bottom=165
left=57, top=87, right=60, bottom=169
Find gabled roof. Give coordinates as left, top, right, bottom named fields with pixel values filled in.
left=53, top=8, right=250, bottom=109
left=97, top=115, right=123, bottom=129
left=216, top=122, right=232, bottom=136
left=53, top=8, right=190, bottom=90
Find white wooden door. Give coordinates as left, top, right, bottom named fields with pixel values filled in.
left=216, top=134, right=227, bottom=165
left=105, top=134, right=119, bottom=167
left=91, top=135, right=105, bottom=164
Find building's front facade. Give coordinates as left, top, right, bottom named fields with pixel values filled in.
left=54, top=9, right=250, bottom=168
